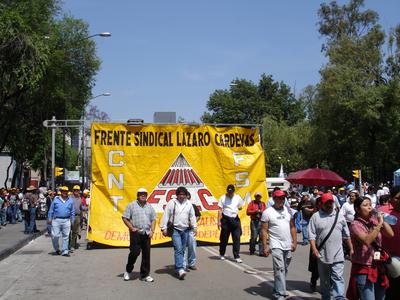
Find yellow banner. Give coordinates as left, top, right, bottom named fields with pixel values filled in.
left=88, top=123, right=267, bottom=246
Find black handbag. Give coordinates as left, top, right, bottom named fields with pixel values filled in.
left=166, top=202, right=176, bottom=237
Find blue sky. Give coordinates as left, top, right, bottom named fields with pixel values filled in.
left=62, top=0, right=399, bottom=123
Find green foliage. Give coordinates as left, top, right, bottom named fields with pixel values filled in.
left=312, top=0, right=400, bottom=182
left=0, top=0, right=101, bottom=183
left=201, top=74, right=305, bottom=125
left=263, top=116, right=312, bottom=177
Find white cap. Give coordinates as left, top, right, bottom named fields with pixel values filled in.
left=255, top=192, right=262, bottom=197
left=137, top=188, right=148, bottom=193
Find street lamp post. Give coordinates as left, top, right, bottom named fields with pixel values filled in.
left=83, top=32, right=112, bottom=40
left=81, top=92, right=111, bottom=188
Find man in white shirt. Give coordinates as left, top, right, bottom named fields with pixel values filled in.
left=217, top=184, right=244, bottom=263
left=161, top=186, right=197, bottom=280
left=261, top=189, right=297, bottom=300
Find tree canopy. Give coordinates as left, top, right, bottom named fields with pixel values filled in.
left=201, top=74, right=304, bottom=126
left=0, top=0, right=101, bottom=185
left=311, top=0, right=400, bottom=182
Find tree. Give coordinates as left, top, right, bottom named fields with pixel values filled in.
left=263, top=116, right=312, bottom=177
left=201, top=74, right=305, bottom=125
left=0, top=1, right=101, bottom=186
left=312, top=0, right=400, bottom=182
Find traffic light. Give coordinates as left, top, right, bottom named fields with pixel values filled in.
left=55, top=167, right=64, bottom=177
left=352, top=170, right=360, bottom=178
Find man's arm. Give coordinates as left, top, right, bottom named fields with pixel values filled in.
left=217, top=208, right=222, bottom=230
left=122, top=217, right=137, bottom=232
left=290, top=217, right=297, bottom=252
left=261, top=221, right=270, bottom=257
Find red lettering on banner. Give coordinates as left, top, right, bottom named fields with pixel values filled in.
left=147, top=190, right=166, bottom=204
left=104, top=231, right=130, bottom=241
left=166, top=190, right=176, bottom=202
left=198, top=189, right=219, bottom=210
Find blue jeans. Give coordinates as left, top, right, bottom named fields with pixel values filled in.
left=51, top=218, right=71, bottom=254
left=356, top=274, right=386, bottom=300
left=0, top=208, right=6, bottom=225
left=27, top=208, right=37, bottom=233
left=7, top=205, right=17, bottom=224
left=271, top=248, right=292, bottom=299
left=301, top=219, right=310, bottom=244
left=16, top=207, right=22, bottom=222
left=249, top=220, right=263, bottom=255
left=186, top=230, right=197, bottom=267
left=318, top=260, right=346, bottom=300
left=172, top=228, right=189, bottom=271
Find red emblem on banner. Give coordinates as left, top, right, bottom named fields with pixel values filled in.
left=147, top=153, right=219, bottom=212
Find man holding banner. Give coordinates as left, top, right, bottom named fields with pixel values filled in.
left=122, top=188, right=156, bottom=283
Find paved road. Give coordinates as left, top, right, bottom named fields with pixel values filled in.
left=0, top=233, right=351, bottom=300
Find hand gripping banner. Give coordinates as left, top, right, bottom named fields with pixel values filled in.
left=88, top=123, right=267, bottom=246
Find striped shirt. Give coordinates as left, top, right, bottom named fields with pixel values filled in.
left=122, top=200, right=156, bottom=235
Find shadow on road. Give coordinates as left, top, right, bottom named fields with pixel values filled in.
left=244, top=280, right=320, bottom=299
left=154, top=264, right=177, bottom=278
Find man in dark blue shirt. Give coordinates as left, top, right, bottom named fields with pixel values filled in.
left=48, top=186, right=75, bottom=256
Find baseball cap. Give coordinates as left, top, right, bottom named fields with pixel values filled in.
left=272, top=190, right=286, bottom=198
left=321, top=193, right=334, bottom=204
left=59, top=186, right=69, bottom=192
left=255, top=192, right=262, bottom=197
left=137, top=187, right=148, bottom=194
left=227, top=184, right=235, bottom=193
left=73, top=185, right=81, bottom=190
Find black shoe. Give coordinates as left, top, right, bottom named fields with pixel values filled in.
left=56, top=250, right=61, bottom=255
left=310, top=280, right=317, bottom=292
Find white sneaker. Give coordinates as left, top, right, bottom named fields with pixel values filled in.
left=220, top=255, right=225, bottom=260
left=178, top=269, right=186, bottom=280
left=235, top=258, right=243, bottom=263
left=123, top=272, right=131, bottom=281
left=142, top=275, right=154, bottom=282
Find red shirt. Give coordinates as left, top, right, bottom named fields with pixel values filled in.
left=379, top=203, right=400, bottom=256
left=81, top=196, right=87, bottom=207
left=246, top=200, right=266, bottom=221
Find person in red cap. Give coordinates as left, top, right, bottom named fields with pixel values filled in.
left=309, top=192, right=354, bottom=300
left=246, top=191, right=266, bottom=256
left=261, top=189, right=297, bottom=299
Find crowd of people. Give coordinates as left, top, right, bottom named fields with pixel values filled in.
left=121, top=183, right=400, bottom=300
left=2, top=181, right=399, bottom=299
left=0, top=185, right=90, bottom=253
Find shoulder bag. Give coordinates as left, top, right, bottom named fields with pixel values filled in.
left=166, top=202, right=176, bottom=237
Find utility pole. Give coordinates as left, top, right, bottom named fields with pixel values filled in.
left=43, top=117, right=85, bottom=190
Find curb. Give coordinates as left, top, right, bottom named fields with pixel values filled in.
left=0, top=228, right=47, bottom=261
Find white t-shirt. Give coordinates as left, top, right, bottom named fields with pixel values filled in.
left=261, top=206, right=293, bottom=250
left=377, top=189, right=385, bottom=200
left=218, top=194, right=244, bottom=218
left=340, top=201, right=355, bottom=223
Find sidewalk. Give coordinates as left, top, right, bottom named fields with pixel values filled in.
left=0, top=219, right=48, bottom=261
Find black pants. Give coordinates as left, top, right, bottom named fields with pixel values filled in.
left=126, top=231, right=151, bottom=277
left=219, top=215, right=242, bottom=258
left=386, top=275, right=400, bottom=300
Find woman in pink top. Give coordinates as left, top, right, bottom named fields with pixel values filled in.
left=347, top=196, right=394, bottom=300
